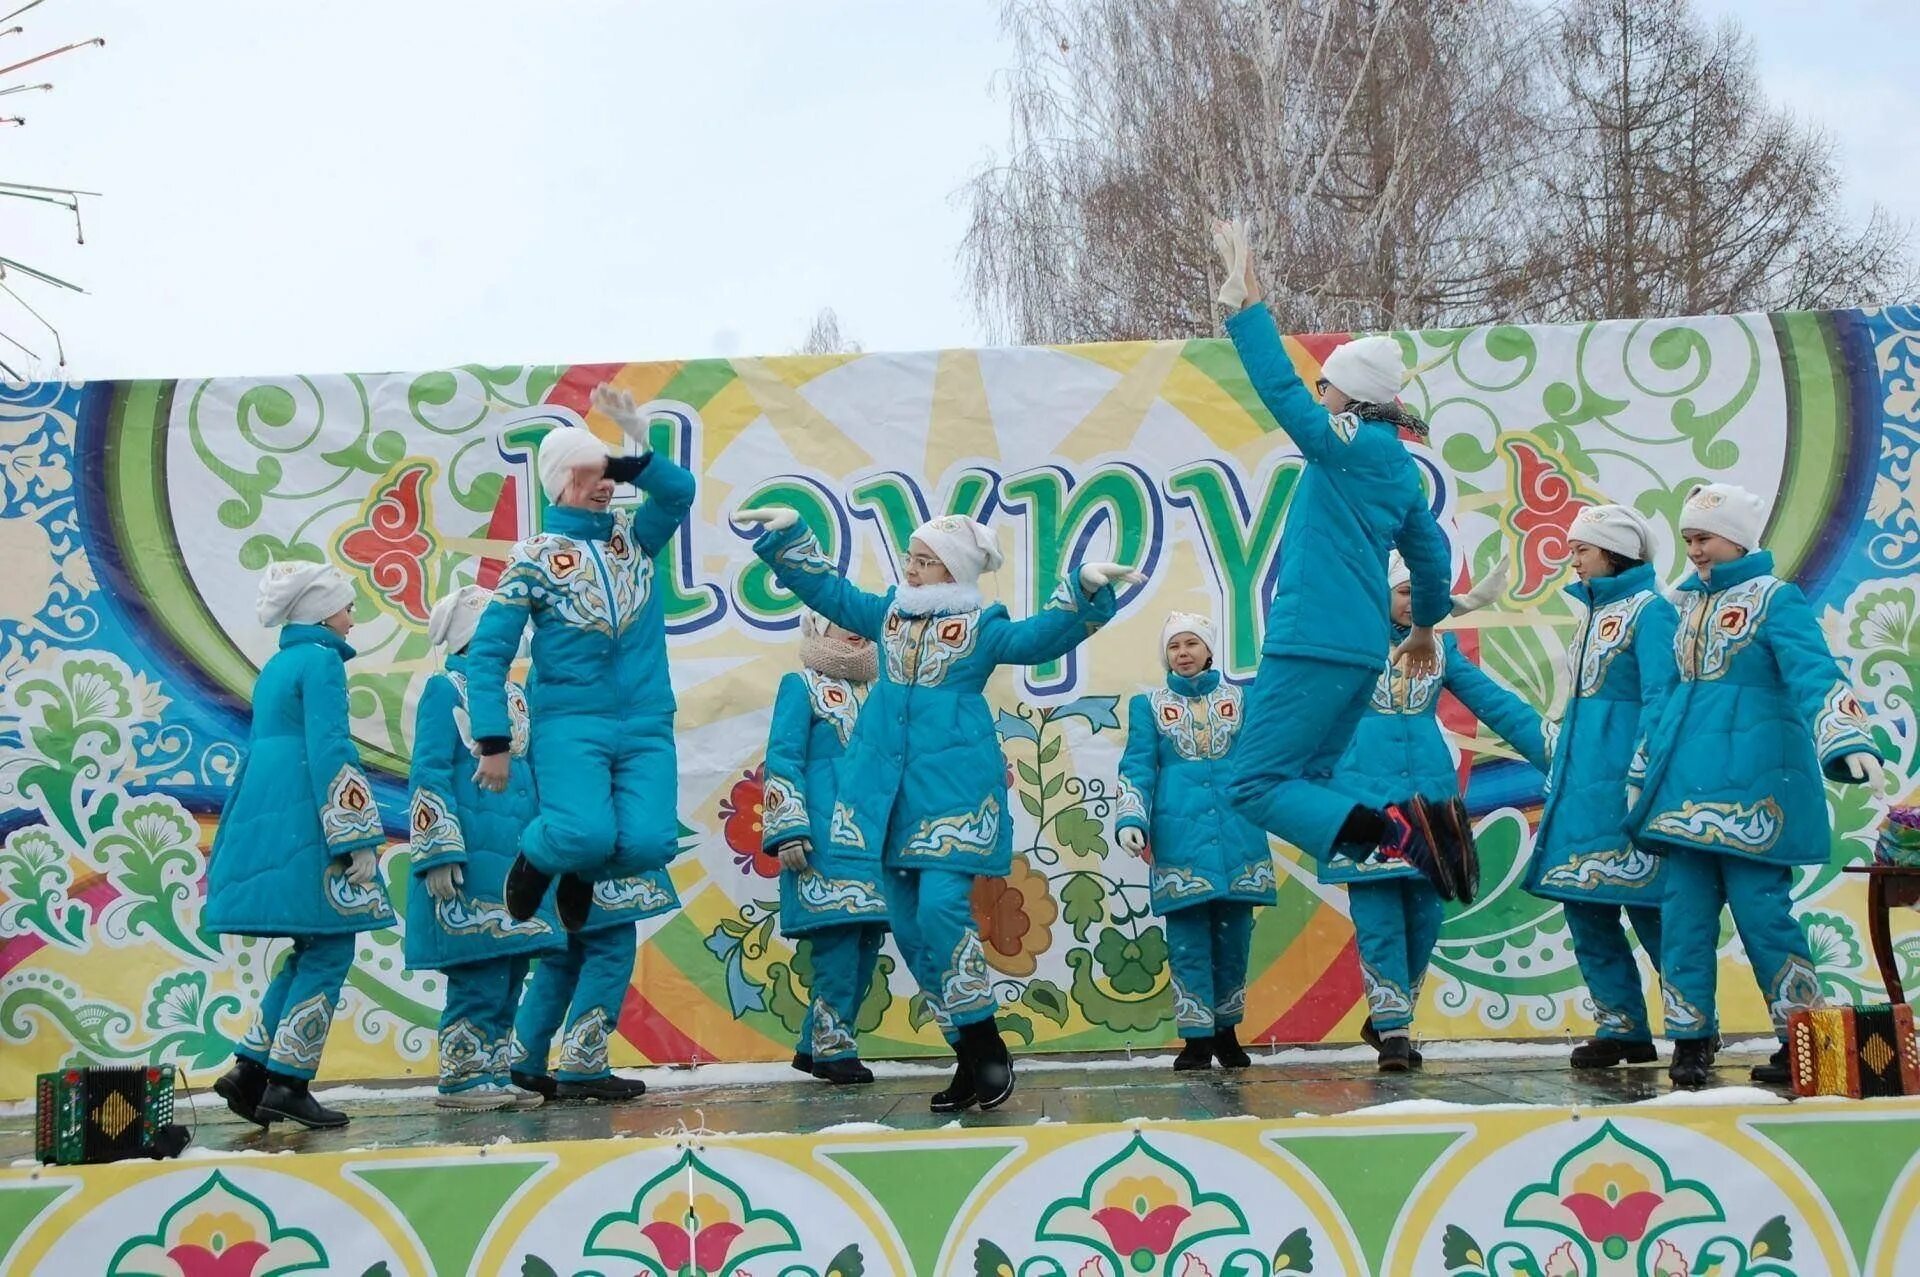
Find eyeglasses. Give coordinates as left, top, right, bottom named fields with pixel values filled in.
left=902, top=553, right=944, bottom=572
left=1314, top=378, right=1331, bottom=398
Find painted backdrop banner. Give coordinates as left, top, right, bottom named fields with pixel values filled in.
left=1, top=307, right=1917, bottom=1095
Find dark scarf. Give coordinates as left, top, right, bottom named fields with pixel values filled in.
left=1354, top=399, right=1430, bottom=441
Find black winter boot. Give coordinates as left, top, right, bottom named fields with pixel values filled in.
left=1750, top=1047, right=1791, bottom=1087
left=1669, top=1038, right=1714, bottom=1090
left=256, top=1076, right=350, bottom=1130
left=504, top=853, right=552, bottom=922
left=1212, top=1024, right=1252, bottom=1069
left=1571, top=1037, right=1659, bottom=1069
left=556, top=1073, right=648, bottom=1103
left=960, top=1018, right=1015, bottom=1110
left=510, top=1069, right=557, bottom=1099
left=790, top=1051, right=815, bottom=1076
left=1376, top=1036, right=1413, bottom=1073
left=1173, top=1037, right=1214, bottom=1071
left=813, top=1057, right=875, bottom=1085
left=214, top=1056, right=270, bottom=1126
left=929, top=1050, right=976, bottom=1114
left=554, top=873, right=593, bottom=932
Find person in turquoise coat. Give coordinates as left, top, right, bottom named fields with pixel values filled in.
left=1206, top=220, right=1456, bottom=869
left=1324, top=551, right=1545, bottom=1071
left=734, top=504, right=1140, bottom=1113
left=762, top=610, right=888, bottom=1084
left=403, top=585, right=564, bottom=1110
left=1527, top=504, right=1678, bottom=1070
left=1626, top=483, right=1884, bottom=1090
left=1115, top=611, right=1277, bottom=1072
left=468, top=383, right=696, bottom=932
left=209, top=562, right=394, bottom=1131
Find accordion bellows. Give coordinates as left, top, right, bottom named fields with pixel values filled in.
left=1787, top=1005, right=1920, bottom=1098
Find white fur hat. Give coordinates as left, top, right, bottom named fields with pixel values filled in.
left=910, top=514, right=1004, bottom=587
left=256, top=561, right=355, bottom=628
left=1320, top=335, right=1406, bottom=405
left=427, top=584, right=491, bottom=653
left=1568, top=503, right=1657, bottom=562
left=1679, top=483, right=1766, bottom=551
left=1160, top=611, right=1217, bottom=669
left=537, top=425, right=611, bottom=502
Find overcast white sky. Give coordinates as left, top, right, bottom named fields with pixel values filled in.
left=2, top=0, right=1915, bottom=381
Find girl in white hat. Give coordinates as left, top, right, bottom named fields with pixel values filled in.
left=1525, top=503, right=1678, bottom=1071
left=208, top=561, right=394, bottom=1130
left=734, top=505, right=1143, bottom=1112
left=1115, top=611, right=1276, bottom=1070
left=1629, top=483, right=1884, bottom=1089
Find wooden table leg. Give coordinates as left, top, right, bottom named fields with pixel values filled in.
left=1867, top=875, right=1904, bottom=1005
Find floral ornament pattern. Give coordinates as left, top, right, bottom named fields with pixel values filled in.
left=580, top=1148, right=809, bottom=1276
left=972, top=854, right=1060, bottom=977
left=719, top=766, right=778, bottom=878
left=1497, top=438, right=1596, bottom=600
left=1034, top=1134, right=1249, bottom=1275
left=107, top=1171, right=327, bottom=1277
left=333, top=460, right=438, bottom=624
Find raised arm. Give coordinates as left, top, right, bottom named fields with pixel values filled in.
left=991, top=572, right=1121, bottom=668
left=594, top=382, right=697, bottom=556
left=1222, top=302, right=1352, bottom=466
left=1441, top=635, right=1548, bottom=772
left=738, top=512, right=891, bottom=641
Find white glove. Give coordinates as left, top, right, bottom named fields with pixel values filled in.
left=1451, top=555, right=1511, bottom=615
left=1118, top=827, right=1147, bottom=857
left=346, top=849, right=379, bottom=887
left=735, top=506, right=799, bottom=532
left=590, top=383, right=652, bottom=449
left=1210, top=216, right=1252, bottom=309
left=1842, top=752, right=1884, bottom=788
left=425, top=863, right=464, bottom=902
left=778, top=839, right=811, bottom=873
left=1079, top=561, right=1146, bottom=594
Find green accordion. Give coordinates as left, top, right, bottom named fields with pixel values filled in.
left=34, top=1066, right=176, bottom=1165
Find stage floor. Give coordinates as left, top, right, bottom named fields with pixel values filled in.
left=2, top=1036, right=1786, bottom=1163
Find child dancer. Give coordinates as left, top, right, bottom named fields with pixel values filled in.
left=468, top=383, right=696, bottom=930
left=1331, top=552, right=1543, bottom=1070
left=1207, top=220, right=1457, bottom=871
left=763, top=611, right=889, bottom=1084
left=404, top=584, right=561, bottom=1109
left=1116, top=612, right=1276, bottom=1071
left=733, top=505, right=1140, bottom=1111
left=1629, top=483, right=1883, bottom=1089
left=1527, top=504, right=1677, bottom=1068
left=209, top=562, right=393, bottom=1130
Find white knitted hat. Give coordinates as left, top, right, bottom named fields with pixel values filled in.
left=1320, top=335, right=1406, bottom=404
left=909, top=515, right=1004, bottom=587
left=256, top=562, right=355, bottom=628
left=537, top=425, right=611, bottom=502
left=427, top=584, right=491, bottom=653
left=1160, top=611, right=1217, bottom=669
left=1568, top=503, right=1657, bottom=561
left=1679, top=483, right=1766, bottom=551
left=1386, top=550, right=1413, bottom=591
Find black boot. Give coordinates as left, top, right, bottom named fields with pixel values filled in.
left=1571, top=1038, right=1659, bottom=1069
left=556, top=1074, right=648, bottom=1103
left=790, top=1051, right=815, bottom=1076
left=555, top=873, right=593, bottom=933
left=1359, top=1017, right=1382, bottom=1050
left=1377, top=1036, right=1413, bottom=1073
left=256, top=1076, right=350, bottom=1130
left=813, top=1057, right=875, bottom=1085
left=1750, top=1047, right=1791, bottom=1087
left=1669, top=1038, right=1713, bottom=1090
left=510, top=1069, right=557, bottom=1099
left=959, top=1018, right=1015, bottom=1110
left=1212, top=1024, right=1252, bottom=1070
left=1173, top=1037, right=1214, bottom=1071
left=929, top=1051, right=976, bottom=1114
left=213, top=1057, right=270, bottom=1126
left=505, top=853, right=552, bottom=922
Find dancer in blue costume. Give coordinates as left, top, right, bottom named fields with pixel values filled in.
left=403, top=585, right=562, bottom=1110
left=734, top=504, right=1141, bottom=1111
left=1627, top=484, right=1883, bottom=1089
left=209, top=562, right=394, bottom=1130
left=467, top=383, right=696, bottom=933
left=763, top=611, right=888, bottom=1084
left=1327, top=552, right=1542, bottom=1071
left=1527, top=504, right=1678, bottom=1070
left=1115, top=612, right=1275, bottom=1071
left=1206, top=219, right=1456, bottom=868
